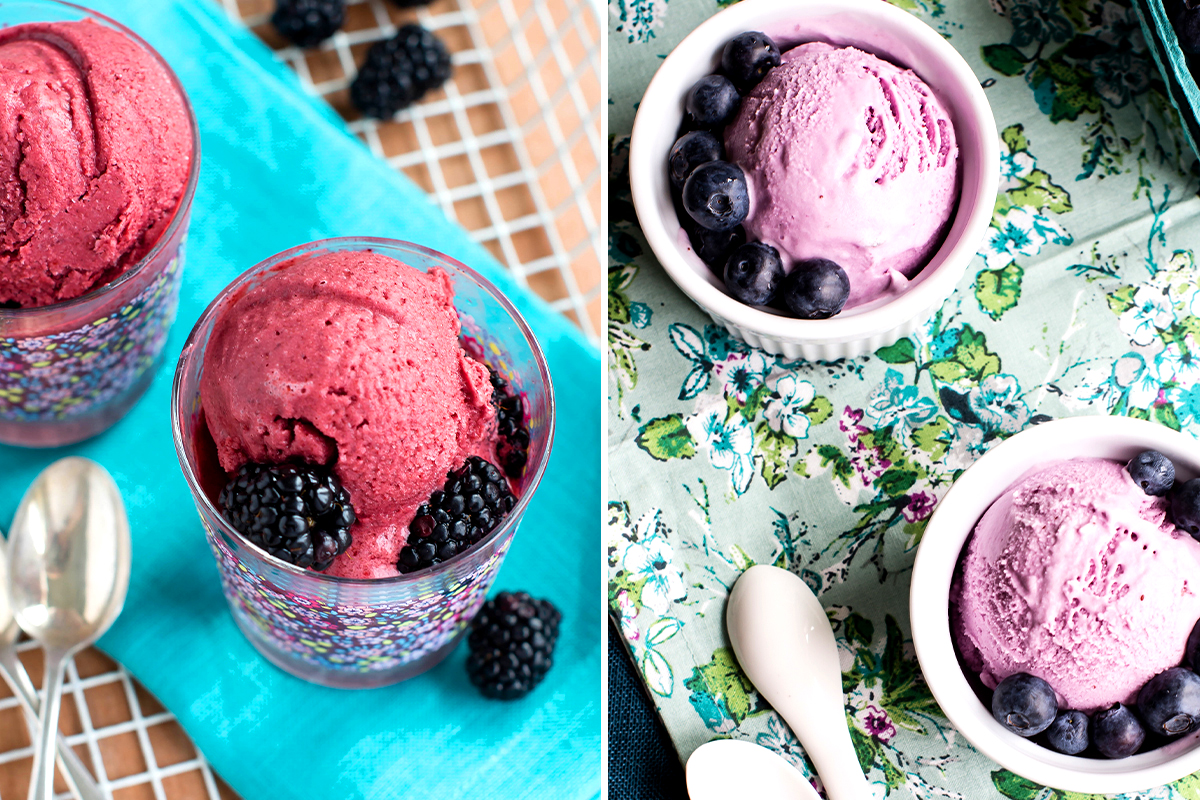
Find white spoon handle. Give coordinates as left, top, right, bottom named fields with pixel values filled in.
left=29, top=649, right=68, bottom=800
left=727, top=566, right=872, bottom=800
left=0, top=646, right=103, bottom=800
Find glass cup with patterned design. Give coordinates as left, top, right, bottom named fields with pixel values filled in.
left=170, top=238, right=554, bottom=689
left=0, top=0, right=199, bottom=447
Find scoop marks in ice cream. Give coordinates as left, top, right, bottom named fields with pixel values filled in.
left=724, top=42, right=959, bottom=309
left=952, top=458, right=1200, bottom=712
left=200, top=250, right=501, bottom=580
left=0, top=19, right=193, bottom=307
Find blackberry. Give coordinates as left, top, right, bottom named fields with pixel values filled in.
left=350, top=24, right=452, bottom=118
left=397, top=456, right=516, bottom=573
left=490, top=369, right=531, bottom=478
left=466, top=591, right=561, bottom=699
left=271, top=0, right=346, bottom=48
left=219, top=463, right=356, bottom=571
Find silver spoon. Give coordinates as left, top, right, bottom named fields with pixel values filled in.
left=686, top=740, right=821, bottom=800
left=8, top=458, right=130, bottom=800
left=0, top=527, right=104, bottom=800
left=726, top=565, right=871, bottom=800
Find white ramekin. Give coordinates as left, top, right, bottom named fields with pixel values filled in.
left=629, top=0, right=999, bottom=361
left=910, top=416, right=1200, bottom=793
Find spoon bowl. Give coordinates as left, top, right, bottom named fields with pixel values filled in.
left=686, top=740, right=820, bottom=800
left=726, top=565, right=871, bottom=800
left=8, top=457, right=130, bottom=800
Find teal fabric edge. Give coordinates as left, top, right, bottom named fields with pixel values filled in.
left=1134, top=0, right=1200, bottom=160
left=0, top=1, right=600, bottom=798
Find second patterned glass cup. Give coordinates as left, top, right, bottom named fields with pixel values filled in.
left=0, top=0, right=200, bottom=447
left=171, top=238, right=554, bottom=688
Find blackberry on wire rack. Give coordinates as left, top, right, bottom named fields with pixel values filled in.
left=271, top=0, right=346, bottom=48
left=350, top=24, right=452, bottom=119
left=466, top=592, right=561, bottom=699
left=219, top=462, right=356, bottom=571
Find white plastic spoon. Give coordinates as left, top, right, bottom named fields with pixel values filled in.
left=686, top=739, right=821, bottom=800
left=726, top=565, right=871, bottom=800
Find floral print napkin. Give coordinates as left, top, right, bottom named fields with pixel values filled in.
left=608, top=0, right=1200, bottom=796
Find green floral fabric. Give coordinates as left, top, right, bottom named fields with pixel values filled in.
left=607, top=0, right=1200, bottom=796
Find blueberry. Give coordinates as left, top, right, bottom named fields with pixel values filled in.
left=990, top=672, right=1057, bottom=737
left=685, top=75, right=741, bottom=129
left=687, top=224, right=745, bottom=273
left=669, top=131, right=724, bottom=190
left=724, top=242, right=784, bottom=306
left=1172, top=478, right=1200, bottom=538
left=777, top=258, right=850, bottom=319
left=1044, top=709, right=1089, bottom=755
left=1127, top=450, right=1175, bottom=496
left=1137, top=667, right=1200, bottom=736
left=720, top=31, right=781, bottom=93
left=1187, top=619, right=1200, bottom=672
left=1092, top=703, right=1146, bottom=758
left=681, top=161, right=749, bottom=231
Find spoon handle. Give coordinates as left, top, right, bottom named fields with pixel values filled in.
left=727, top=566, right=872, bottom=800
left=28, top=648, right=69, bottom=800
left=0, top=648, right=103, bottom=800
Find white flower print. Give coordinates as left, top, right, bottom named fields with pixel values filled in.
left=713, top=351, right=772, bottom=405
left=1119, top=285, right=1176, bottom=346
left=1114, top=352, right=1162, bottom=409
left=764, top=374, right=816, bottom=438
left=617, top=512, right=686, bottom=616
left=980, top=206, right=1072, bottom=270
left=687, top=397, right=756, bottom=495
left=865, top=369, right=938, bottom=442
left=968, top=374, right=1030, bottom=434
left=1155, top=337, right=1200, bottom=386
left=944, top=422, right=986, bottom=472
left=998, top=148, right=1036, bottom=191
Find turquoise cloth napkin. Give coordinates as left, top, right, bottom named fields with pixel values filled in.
left=0, top=2, right=600, bottom=798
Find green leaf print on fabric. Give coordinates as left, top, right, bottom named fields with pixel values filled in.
left=636, top=414, right=697, bottom=461
left=929, top=325, right=1001, bottom=384
left=976, top=125, right=1073, bottom=319
left=982, top=43, right=1031, bottom=76
left=876, top=339, right=916, bottom=365
left=684, top=648, right=764, bottom=733
left=1176, top=773, right=1200, bottom=800
left=992, top=770, right=1117, bottom=800
left=843, top=612, right=875, bottom=648
left=885, top=0, right=947, bottom=16
left=1008, top=168, right=1072, bottom=212
left=975, top=263, right=1024, bottom=320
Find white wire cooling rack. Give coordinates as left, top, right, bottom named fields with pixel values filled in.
left=0, top=1, right=600, bottom=798
left=0, top=639, right=231, bottom=800
left=221, top=0, right=603, bottom=340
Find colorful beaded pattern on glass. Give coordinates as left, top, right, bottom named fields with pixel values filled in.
left=0, top=250, right=183, bottom=421
left=206, top=526, right=513, bottom=673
